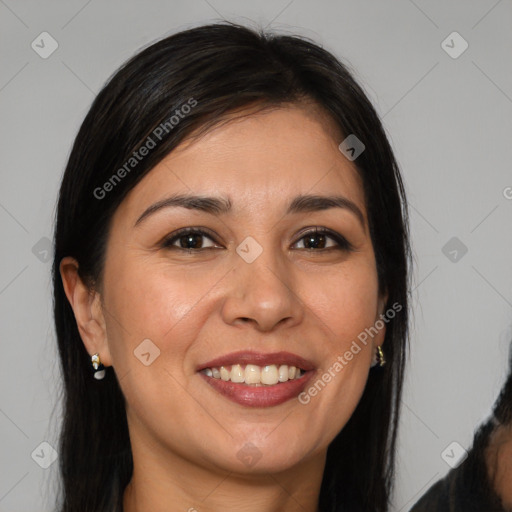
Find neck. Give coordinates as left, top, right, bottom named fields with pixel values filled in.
left=123, top=434, right=325, bottom=512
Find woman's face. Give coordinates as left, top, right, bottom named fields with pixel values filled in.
left=95, top=105, right=387, bottom=474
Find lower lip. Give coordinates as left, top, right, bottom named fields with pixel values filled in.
left=198, top=371, right=315, bottom=408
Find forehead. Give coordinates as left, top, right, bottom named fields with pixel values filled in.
left=115, top=105, right=366, bottom=222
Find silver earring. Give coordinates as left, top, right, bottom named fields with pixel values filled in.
left=91, top=353, right=106, bottom=380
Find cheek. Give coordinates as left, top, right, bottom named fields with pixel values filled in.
left=107, top=260, right=191, bottom=332
left=297, top=259, right=379, bottom=416
left=305, top=259, right=380, bottom=343
left=103, top=247, right=380, bottom=362
left=100, top=258, right=213, bottom=427
left=101, top=254, right=224, bottom=366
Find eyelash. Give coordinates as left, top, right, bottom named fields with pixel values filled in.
left=161, top=227, right=354, bottom=253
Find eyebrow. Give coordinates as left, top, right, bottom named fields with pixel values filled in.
left=134, top=193, right=366, bottom=230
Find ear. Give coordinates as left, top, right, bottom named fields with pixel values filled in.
left=59, top=256, right=112, bottom=367
left=377, top=288, right=389, bottom=318
left=374, top=288, right=389, bottom=348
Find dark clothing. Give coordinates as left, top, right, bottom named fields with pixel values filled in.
left=410, top=421, right=505, bottom=512
left=411, top=355, right=512, bottom=512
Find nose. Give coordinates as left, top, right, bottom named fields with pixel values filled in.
left=220, top=240, right=305, bottom=332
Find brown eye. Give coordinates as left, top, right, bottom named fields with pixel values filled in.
left=162, top=228, right=219, bottom=250
left=293, top=228, right=353, bottom=251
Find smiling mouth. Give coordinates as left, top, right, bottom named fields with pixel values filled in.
left=200, top=363, right=305, bottom=386
left=196, top=350, right=316, bottom=407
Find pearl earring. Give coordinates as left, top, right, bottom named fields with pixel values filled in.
left=91, top=353, right=106, bottom=380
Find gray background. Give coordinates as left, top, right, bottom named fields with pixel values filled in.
left=1, top=1, right=511, bottom=510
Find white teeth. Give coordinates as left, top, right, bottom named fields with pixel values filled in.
left=244, top=364, right=261, bottom=384
left=261, top=365, right=279, bottom=385
left=201, top=363, right=304, bottom=385
left=231, top=364, right=244, bottom=383
left=220, top=366, right=230, bottom=381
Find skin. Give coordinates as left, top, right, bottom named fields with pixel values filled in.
left=61, top=104, right=388, bottom=512
left=486, top=423, right=512, bottom=510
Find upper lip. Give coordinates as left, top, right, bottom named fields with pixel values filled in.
left=197, top=350, right=315, bottom=372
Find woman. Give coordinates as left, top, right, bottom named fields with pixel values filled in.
left=52, top=22, right=411, bottom=512
left=410, top=341, right=512, bottom=511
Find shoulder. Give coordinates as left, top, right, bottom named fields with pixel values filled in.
left=409, top=420, right=504, bottom=512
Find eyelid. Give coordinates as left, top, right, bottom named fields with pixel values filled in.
left=161, top=226, right=220, bottom=248
left=161, top=226, right=354, bottom=252
left=293, top=226, right=354, bottom=251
